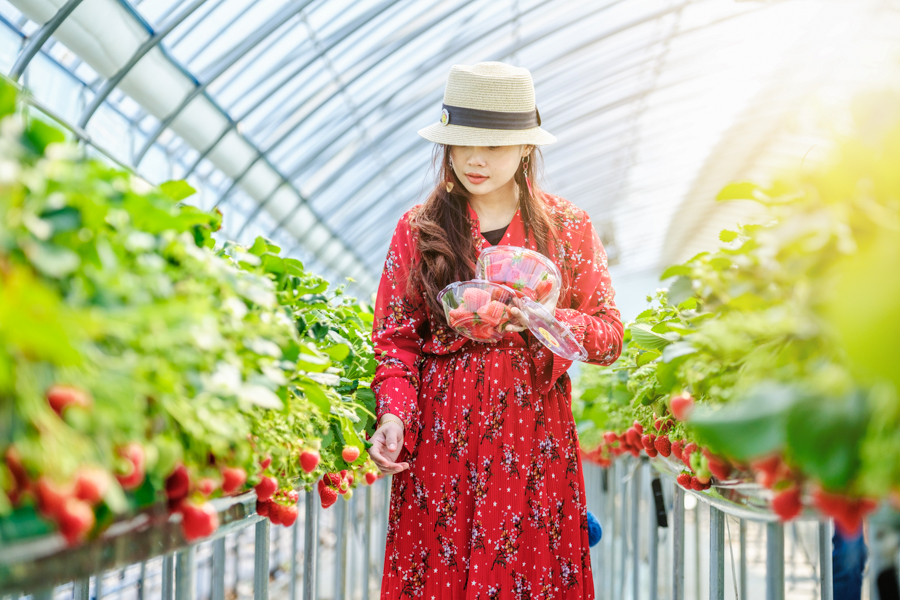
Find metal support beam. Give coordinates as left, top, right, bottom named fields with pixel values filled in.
left=9, top=0, right=86, bottom=81
left=254, top=519, right=270, bottom=600
left=709, top=507, right=725, bottom=600
left=766, top=522, right=785, bottom=600
left=740, top=519, right=747, bottom=600
left=819, top=520, right=834, bottom=600
left=212, top=537, right=226, bottom=600
left=632, top=461, right=641, bottom=600
left=77, top=0, right=210, bottom=128
left=303, top=490, right=319, bottom=600
left=175, top=546, right=195, bottom=600
left=673, top=483, right=685, bottom=600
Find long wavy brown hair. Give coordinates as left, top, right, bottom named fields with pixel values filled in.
left=408, top=144, right=558, bottom=321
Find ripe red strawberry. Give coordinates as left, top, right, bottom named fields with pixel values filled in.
left=681, top=443, right=697, bottom=472
left=640, top=434, right=653, bottom=451
left=300, top=450, right=320, bottom=473
left=696, top=473, right=711, bottom=485
left=633, top=421, right=644, bottom=434
left=47, top=385, right=92, bottom=416
left=365, top=472, right=377, bottom=485
left=703, top=450, right=732, bottom=481
left=448, top=306, right=470, bottom=327
left=36, top=477, right=72, bottom=519
left=181, top=500, right=219, bottom=541
left=690, top=476, right=704, bottom=491
left=165, top=464, right=190, bottom=501
left=670, top=393, right=695, bottom=421
left=462, top=287, right=491, bottom=311
left=772, top=486, right=803, bottom=522
left=319, top=484, right=338, bottom=509
left=115, top=443, right=146, bottom=490
left=625, top=427, right=641, bottom=449
left=645, top=447, right=658, bottom=458
left=671, top=440, right=684, bottom=461
left=534, top=278, right=553, bottom=300
left=221, top=467, right=247, bottom=495
left=198, top=477, right=218, bottom=497
left=73, top=468, right=109, bottom=505
left=57, top=497, right=95, bottom=546
left=341, top=446, right=360, bottom=463
left=324, top=472, right=342, bottom=488
left=268, top=502, right=283, bottom=525
left=812, top=490, right=878, bottom=538
left=603, top=432, right=618, bottom=444
left=654, top=436, right=672, bottom=458
left=676, top=472, right=692, bottom=488
left=256, top=499, right=271, bottom=517
left=279, top=504, right=298, bottom=527
left=255, top=476, right=277, bottom=502
left=751, top=455, right=786, bottom=489
left=260, top=455, right=272, bottom=471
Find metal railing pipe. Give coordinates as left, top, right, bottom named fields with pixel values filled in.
left=766, top=522, right=785, bottom=600
left=673, top=484, right=685, bottom=600
left=740, top=520, right=747, bottom=600
left=819, top=521, right=833, bottom=600
left=212, top=538, right=226, bottom=600
left=162, top=554, right=174, bottom=600
left=303, top=490, right=319, bottom=600
left=175, top=546, right=195, bottom=600
left=254, top=520, right=270, bottom=600
left=709, top=507, right=725, bottom=600
left=632, top=461, right=641, bottom=600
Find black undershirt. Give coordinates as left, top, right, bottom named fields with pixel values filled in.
left=481, top=225, right=509, bottom=245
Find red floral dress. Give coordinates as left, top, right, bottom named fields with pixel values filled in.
left=372, top=192, right=623, bottom=599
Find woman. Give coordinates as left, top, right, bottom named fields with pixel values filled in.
left=368, top=62, right=623, bottom=599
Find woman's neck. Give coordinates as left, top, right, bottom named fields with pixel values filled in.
left=468, top=180, right=520, bottom=231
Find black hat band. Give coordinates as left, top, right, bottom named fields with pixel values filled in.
left=441, top=103, right=541, bottom=130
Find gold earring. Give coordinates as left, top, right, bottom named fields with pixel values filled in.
left=446, top=181, right=454, bottom=193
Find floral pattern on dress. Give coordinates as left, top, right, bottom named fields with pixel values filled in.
left=373, top=192, right=623, bottom=599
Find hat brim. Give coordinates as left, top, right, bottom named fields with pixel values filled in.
left=418, top=123, right=557, bottom=146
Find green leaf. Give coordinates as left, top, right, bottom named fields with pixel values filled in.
left=40, top=206, right=82, bottom=234
left=661, top=342, right=696, bottom=363
left=716, top=182, right=763, bottom=202
left=689, top=383, right=797, bottom=460
left=786, top=390, right=869, bottom=490
left=24, top=118, right=65, bottom=154
left=299, top=381, right=332, bottom=415
left=709, top=257, right=732, bottom=271
left=324, top=343, right=350, bottom=362
left=159, top=180, right=196, bottom=201
left=667, top=276, right=694, bottom=306
left=630, top=323, right=675, bottom=351
left=719, top=229, right=738, bottom=243
left=636, top=350, right=661, bottom=367
left=660, top=264, right=691, bottom=280
left=0, top=78, right=17, bottom=119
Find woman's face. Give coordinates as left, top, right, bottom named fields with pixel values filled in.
left=449, top=145, right=530, bottom=196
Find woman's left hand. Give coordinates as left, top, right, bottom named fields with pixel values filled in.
left=505, top=296, right=557, bottom=332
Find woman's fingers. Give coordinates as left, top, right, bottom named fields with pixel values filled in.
left=369, top=426, right=409, bottom=474
left=505, top=307, right=527, bottom=332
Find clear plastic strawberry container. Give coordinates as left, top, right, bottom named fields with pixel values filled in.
left=515, top=297, right=588, bottom=361
left=438, top=280, right=517, bottom=343
left=475, top=246, right=561, bottom=307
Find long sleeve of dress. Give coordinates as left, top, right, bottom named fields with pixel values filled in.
left=531, top=216, right=624, bottom=393
left=371, top=214, right=428, bottom=457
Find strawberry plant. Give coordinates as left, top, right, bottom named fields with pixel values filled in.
left=0, top=77, right=380, bottom=547
left=574, top=91, right=900, bottom=531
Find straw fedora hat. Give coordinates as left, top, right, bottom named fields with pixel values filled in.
left=418, top=62, right=557, bottom=147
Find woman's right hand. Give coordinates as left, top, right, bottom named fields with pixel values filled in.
left=368, top=418, right=410, bottom=476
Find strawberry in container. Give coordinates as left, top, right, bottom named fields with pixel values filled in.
left=476, top=246, right=561, bottom=308
left=438, top=281, right=517, bottom=342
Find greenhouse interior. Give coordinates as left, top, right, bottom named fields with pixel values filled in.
left=0, top=0, right=899, bottom=598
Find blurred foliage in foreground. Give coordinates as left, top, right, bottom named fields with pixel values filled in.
left=574, top=91, right=900, bottom=504
left=0, top=77, right=378, bottom=547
